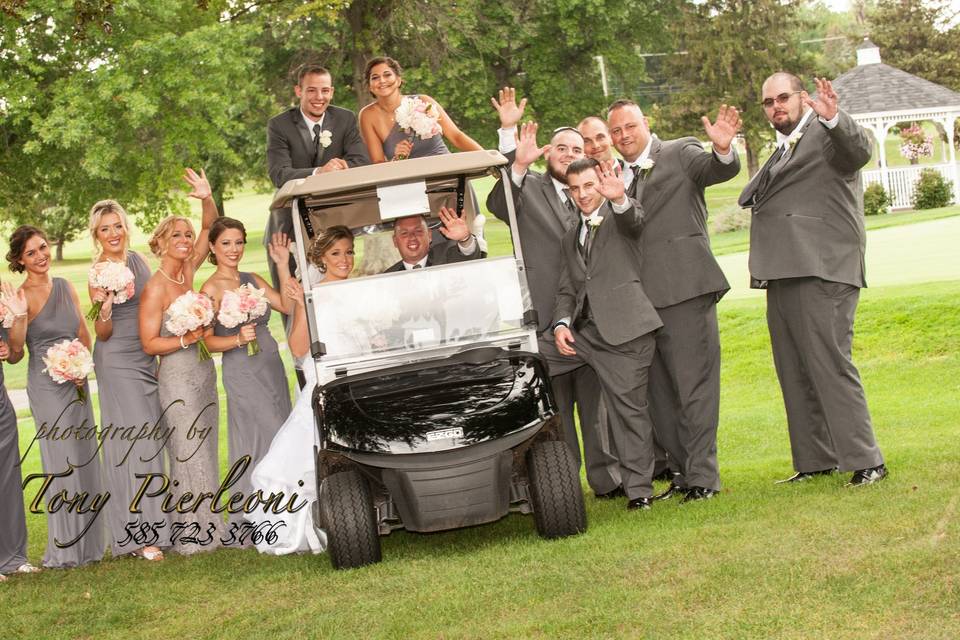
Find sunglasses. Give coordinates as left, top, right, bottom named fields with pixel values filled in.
left=761, top=91, right=802, bottom=109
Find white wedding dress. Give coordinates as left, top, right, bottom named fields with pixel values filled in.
left=247, top=359, right=328, bottom=555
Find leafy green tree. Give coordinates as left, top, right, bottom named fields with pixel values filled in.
left=869, top=0, right=960, bottom=91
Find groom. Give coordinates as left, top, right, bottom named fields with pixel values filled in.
left=265, top=64, right=370, bottom=289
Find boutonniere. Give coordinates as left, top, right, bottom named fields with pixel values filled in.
left=588, top=215, right=604, bottom=228
left=638, top=158, right=655, bottom=171
left=319, top=130, right=333, bottom=149
left=786, top=131, right=803, bottom=151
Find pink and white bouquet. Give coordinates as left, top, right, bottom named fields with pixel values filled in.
left=86, top=261, right=136, bottom=320
left=42, top=339, right=94, bottom=403
left=394, top=96, right=442, bottom=159
left=164, top=291, right=214, bottom=361
left=217, top=283, right=269, bottom=356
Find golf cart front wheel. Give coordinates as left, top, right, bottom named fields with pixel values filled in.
left=318, top=470, right=382, bottom=569
left=527, top=440, right=587, bottom=539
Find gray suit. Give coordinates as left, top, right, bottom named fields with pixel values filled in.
left=629, top=137, right=739, bottom=492
left=739, top=110, right=884, bottom=473
left=265, top=105, right=370, bottom=286
left=549, top=199, right=663, bottom=500
left=487, top=168, right=621, bottom=494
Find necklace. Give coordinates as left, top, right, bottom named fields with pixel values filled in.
left=158, top=268, right=185, bottom=285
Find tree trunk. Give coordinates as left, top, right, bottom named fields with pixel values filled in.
left=745, top=138, right=760, bottom=177
left=346, top=0, right=381, bottom=109
left=55, top=238, right=64, bottom=262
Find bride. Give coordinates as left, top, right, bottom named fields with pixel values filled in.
left=247, top=225, right=355, bottom=555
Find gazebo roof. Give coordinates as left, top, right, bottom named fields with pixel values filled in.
left=832, top=39, right=960, bottom=115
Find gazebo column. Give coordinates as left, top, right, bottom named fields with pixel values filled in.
left=946, top=114, right=959, bottom=203
left=878, top=120, right=892, bottom=198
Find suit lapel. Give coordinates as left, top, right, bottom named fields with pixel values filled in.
left=540, top=178, right=575, bottom=234
left=637, top=137, right=664, bottom=209
left=317, top=108, right=337, bottom=166
left=759, top=115, right=818, bottom=204
left=291, top=109, right=314, bottom=162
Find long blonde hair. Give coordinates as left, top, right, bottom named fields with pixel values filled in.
left=89, top=199, right=132, bottom=260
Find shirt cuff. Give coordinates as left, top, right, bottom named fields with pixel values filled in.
left=457, top=235, right=478, bottom=255
left=510, top=167, right=526, bottom=187
left=819, top=113, right=840, bottom=129
left=312, top=167, right=322, bottom=175
left=554, top=318, right=571, bottom=330
left=498, top=127, right=517, bottom=154
left=611, top=197, right=632, bottom=214
left=713, top=147, right=736, bottom=164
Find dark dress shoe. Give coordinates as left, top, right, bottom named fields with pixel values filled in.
left=775, top=468, right=838, bottom=484
left=846, top=464, right=888, bottom=487
left=627, top=497, right=652, bottom=511
left=652, top=469, right=679, bottom=483
left=680, top=487, right=719, bottom=503
left=653, top=483, right=685, bottom=501
left=594, top=485, right=626, bottom=500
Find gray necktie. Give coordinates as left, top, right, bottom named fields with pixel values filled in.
left=561, top=188, right=578, bottom=220
left=312, top=123, right=323, bottom=164
left=629, top=164, right=643, bottom=198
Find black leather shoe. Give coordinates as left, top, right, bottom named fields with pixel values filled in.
left=594, top=485, right=626, bottom=500
left=652, top=469, right=678, bottom=483
left=846, top=464, right=888, bottom=487
left=653, top=483, right=685, bottom=501
left=775, top=468, right=838, bottom=484
left=627, top=497, right=652, bottom=511
left=680, top=487, right=719, bottom=503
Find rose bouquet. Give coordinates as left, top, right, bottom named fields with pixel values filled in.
left=42, top=339, right=94, bottom=403
left=393, top=96, right=443, bottom=159
left=86, top=261, right=136, bottom=320
left=164, top=291, right=214, bottom=361
left=217, top=283, right=269, bottom=356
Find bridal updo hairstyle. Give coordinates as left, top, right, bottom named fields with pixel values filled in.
left=308, top=225, right=354, bottom=273
left=364, top=56, right=403, bottom=96
left=148, top=215, right=196, bottom=258
left=6, top=225, right=47, bottom=273
left=206, top=217, right=247, bottom=266
left=88, top=199, right=133, bottom=256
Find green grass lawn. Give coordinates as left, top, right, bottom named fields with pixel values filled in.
left=2, top=278, right=958, bottom=639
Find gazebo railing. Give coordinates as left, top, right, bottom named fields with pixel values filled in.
left=862, top=163, right=958, bottom=209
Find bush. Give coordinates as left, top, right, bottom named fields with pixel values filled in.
left=709, top=206, right=751, bottom=234
left=863, top=183, right=890, bottom=216
left=912, top=169, right=953, bottom=209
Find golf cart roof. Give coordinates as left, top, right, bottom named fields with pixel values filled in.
left=270, top=150, right=508, bottom=211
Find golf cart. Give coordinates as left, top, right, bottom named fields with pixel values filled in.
left=271, top=150, right=586, bottom=569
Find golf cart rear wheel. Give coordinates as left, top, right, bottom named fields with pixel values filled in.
left=527, top=440, right=587, bottom=539
left=319, top=470, right=382, bottom=569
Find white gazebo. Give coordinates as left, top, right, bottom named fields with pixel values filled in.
left=832, top=38, right=960, bottom=208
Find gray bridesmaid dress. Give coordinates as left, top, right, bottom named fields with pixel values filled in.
left=383, top=96, right=451, bottom=160
left=158, top=304, right=223, bottom=554
left=93, top=252, right=168, bottom=556
left=213, top=273, right=291, bottom=531
left=0, top=328, right=29, bottom=574
left=25, top=278, right=106, bottom=568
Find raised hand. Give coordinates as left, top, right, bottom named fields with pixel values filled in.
left=268, top=232, right=291, bottom=266
left=701, top=104, right=741, bottom=154
left=490, top=86, right=528, bottom=129
left=803, top=77, right=839, bottom=121
left=594, top=160, right=626, bottom=204
left=183, top=167, right=212, bottom=200
left=514, top=122, right=548, bottom=173
left=0, top=282, right=27, bottom=318
left=437, top=206, right=471, bottom=243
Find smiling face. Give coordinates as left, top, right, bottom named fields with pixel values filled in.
left=322, top=237, right=355, bottom=280
left=578, top=117, right=613, bottom=163
left=368, top=62, right=402, bottom=99
left=565, top=167, right=605, bottom=215
left=19, top=233, right=51, bottom=275
left=607, top=104, right=651, bottom=163
left=761, top=74, right=808, bottom=135
left=211, top=228, right=245, bottom=268
left=544, top=130, right=585, bottom=184
left=295, top=71, right=335, bottom=121
left=393, top=216, right=431, bottom=265
left=95, top=212, right=127, bottom=257
left=165, top=220, right=195, bottom=262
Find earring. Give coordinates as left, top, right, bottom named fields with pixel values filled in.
left=319, top=262, right=327, bottom=273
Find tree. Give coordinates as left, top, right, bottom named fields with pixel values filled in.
left=657, top=0, right=814, bottom=176
left=870, top=0, right=960, bottom=91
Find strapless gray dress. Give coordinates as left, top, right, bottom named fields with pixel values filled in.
left=213, top=273, right=291, bottom=532
left=0, top=328, right=28, bottom=573
left=158, top=305, right=223, bottom=554
left=93, top=252, right=169, bottom=555
left=25, top=278, right=105, bottom=568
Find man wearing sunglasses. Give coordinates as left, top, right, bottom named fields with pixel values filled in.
left=739, top=73, right=887, bottom=488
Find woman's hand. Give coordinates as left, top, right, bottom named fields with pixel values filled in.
left=0, top=340, right=9, bottom=361
left=183, top=167, right=212, bottom=201
left=391, top=139, right=413, bottom=161
left=185, top=326, right=205, bottom=346
left=237, top=324, right=256, bottom=346
left=0, top=282, right=27, bottom=317
left=268, top=232, right=291, bottom=266
left=284, top=280, right=304, bottom=306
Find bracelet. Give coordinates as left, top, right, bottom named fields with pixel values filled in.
left=13, top=312, right=26, bottom=318
left=98, top=308, right=112, bottom=322
left=180, top=335, right=187, bottom=350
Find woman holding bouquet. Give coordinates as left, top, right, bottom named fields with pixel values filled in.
left=200, top=218, right=293, bottom=535
left=4, top=226, right=105, bottom=569
left=87, top=200, right=167, bottom=562
left=358, top=56, right=483, bottom=162
left=138, top=168, right=221, bottom=555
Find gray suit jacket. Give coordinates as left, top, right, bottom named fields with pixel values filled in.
left=382, top=239, right=482, bottom=273
left=487, top=164, right=578, bottom=333
left=632, top=137, right=739, bottom=308
left=740, top=110, right=872, bottom=288
left=554, top=201, right=662, bottom=346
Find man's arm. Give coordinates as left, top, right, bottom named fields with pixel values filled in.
left=684, top=104, right=742, bottom=187
left=266, top=116, right=314, bottom=188
left=552, top=248, right=576, bottom=328
left=339, top=112, right=371, bottom=168
left=803, top=77, right=871, bottom=174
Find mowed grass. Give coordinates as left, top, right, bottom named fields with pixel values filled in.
left=2, top=278, right=958, bottom=639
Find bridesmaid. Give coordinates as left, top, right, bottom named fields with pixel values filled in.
left=5, top=226, right=106, bottom=569
left=87, top=200, right=166, bottom=561
left=0, top=282, right=40, bottom=579
left=200, top=219, right=292, bottom=535
left=138, top=168, right=220, bottom=555
left=358, top=56, right=483, bottom=162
